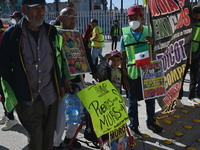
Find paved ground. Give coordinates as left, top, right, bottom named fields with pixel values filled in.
left=0, top=41, right=200, bottom=150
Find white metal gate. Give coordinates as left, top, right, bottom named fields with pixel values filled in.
left=45, top=9, right=130, bottom=40
left=75, top=9, right=129, bottom=40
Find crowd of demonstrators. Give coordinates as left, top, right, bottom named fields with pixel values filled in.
left=110, top=20, right=120, bottom=50
left=177, top=4, right=200, bottom=108
left=120, top=6, right=163, bottom=139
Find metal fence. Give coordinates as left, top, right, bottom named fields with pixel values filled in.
left=44, top=9, right=131, bottom=40
left=0, top=8, right=147, bottom=40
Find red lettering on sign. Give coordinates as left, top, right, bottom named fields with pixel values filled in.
left=163, top=97, right=170, bottom=105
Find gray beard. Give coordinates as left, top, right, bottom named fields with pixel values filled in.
left=26, top=16, right=44, bottom=27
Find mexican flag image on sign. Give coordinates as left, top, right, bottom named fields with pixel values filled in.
left=134, top=43, right=150, bottom=67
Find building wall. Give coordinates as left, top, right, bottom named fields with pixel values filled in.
left=1, top=0, right=22, bottom=14
left=47, top=2, right=68, bottom=13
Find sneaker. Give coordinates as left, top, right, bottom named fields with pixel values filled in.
left=1, top=118, right=18, bottom=131
left=176, top=99, right=184, bottom=109
left=130, top=127, right=143, bottom=139
left=147, top=123, right=164, bottom=133
left=0, top=114, right=7, bottom=124
left=188, top=99, right=200, bottom=107
left=64, top=137, right=81, bottom=149
left=53, top=143, right=64, bottom=150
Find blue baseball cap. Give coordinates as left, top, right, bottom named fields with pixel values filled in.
left=21, top=0, right=47, bottom=7
left=109, top=50, right=123, bottom=60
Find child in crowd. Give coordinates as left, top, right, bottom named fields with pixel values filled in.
left=97, top=50, right=123, bottom=93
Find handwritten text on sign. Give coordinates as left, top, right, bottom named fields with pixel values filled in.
left=77, top=80, right=129, bottom=138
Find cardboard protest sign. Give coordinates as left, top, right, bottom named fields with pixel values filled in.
left=58, top=29, right=91, bottom=75
left=77, top=80, right=129, bottom=138
left=148, top=0, right=193, bottom=117
left=140, top=60, right=166, bottom=100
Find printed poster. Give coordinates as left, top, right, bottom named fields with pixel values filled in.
left=77, top=80, right=129, bottom=138
left=140, top=60, right=166, bottom=100
left=109, top=124, right=127, bottom=150
left=148, top=0, right=193, bottom=117
left=58, top=29, right=91, bottom=75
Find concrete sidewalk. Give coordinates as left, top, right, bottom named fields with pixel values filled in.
left=0, top=42, right=200, bottom=150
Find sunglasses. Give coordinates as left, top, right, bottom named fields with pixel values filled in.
left=61, top=15, right=78, bottom=20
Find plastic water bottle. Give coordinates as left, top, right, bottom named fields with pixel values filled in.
left=65, top=93, right=81, bottom=124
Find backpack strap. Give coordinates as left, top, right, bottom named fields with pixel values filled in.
left=105, top=66, right=112, bottom=81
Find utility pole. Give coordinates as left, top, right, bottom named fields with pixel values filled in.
left=110, top=0, right=112, bottom=10
left=121, top=0, right=123, bottom=14
left=55, top=0, right=59, bottom=12
left=121, top=0, right=123, bottom=34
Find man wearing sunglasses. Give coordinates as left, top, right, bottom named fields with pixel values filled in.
left=53, top=7, right=82, bottom=150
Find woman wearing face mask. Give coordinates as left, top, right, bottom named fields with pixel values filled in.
left=120, top=6, right=164, bottom=139
left=10, top=11, right=23, bottom=25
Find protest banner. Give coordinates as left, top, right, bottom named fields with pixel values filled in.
left=77, top=80, right=129, bottom=138
left=109, top=124, right=127, bottom=150
left=147, top=0, right=193, bottom=118
left=141, top=60, right=166, bottom=100
left=58, top=29, right=91, bottom=76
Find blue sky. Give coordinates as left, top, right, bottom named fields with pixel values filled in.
left=46, top=0, right=144, bottom=9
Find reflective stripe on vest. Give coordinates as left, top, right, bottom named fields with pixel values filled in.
left=192, top=22, right=200, bottom=52
left=122, top=26, right=150, bottom=65
left=55, top=34, right=63, bottom=78
left=91, top=26, right=105, bottom=47
left=113, top=26, right=118, bottom=37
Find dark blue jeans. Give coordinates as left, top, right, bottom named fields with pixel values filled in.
left=1, top=95, right=14, bottom=120
left=128, top=77, right=155, bottom=128
left=178, top=58, right=199, bottom=99
left=111, top=36, right=117, bottom=50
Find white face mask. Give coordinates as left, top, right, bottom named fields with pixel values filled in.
left=129, top=20, right=141, bottom=30
left=11, top=18, right=16, bottom=24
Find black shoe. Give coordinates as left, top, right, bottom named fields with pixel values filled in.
left=64, top=137, right=81, bottom=149
left=130, top=127, right=143, bottom=139
left=147, top=123, right=164, bottom=133
left=53, top=143, right=64, bottom=150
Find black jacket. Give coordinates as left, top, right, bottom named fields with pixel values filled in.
left=0, top=17, right=66, bottom=102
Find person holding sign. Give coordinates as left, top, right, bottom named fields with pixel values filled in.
left=120, top=6, right=163, bottom=138
left=0, top=0, right=68, bottom=149
left=54, top=7, right=84, bottom=149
